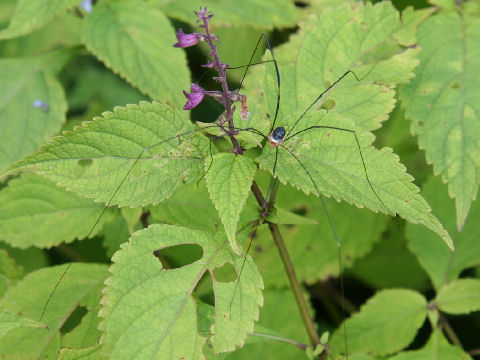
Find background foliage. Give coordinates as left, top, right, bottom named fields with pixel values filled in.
left=0, top=0, right=479, bottom=359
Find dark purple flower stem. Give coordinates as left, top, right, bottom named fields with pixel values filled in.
left=200, top=16, right=243, bottom=154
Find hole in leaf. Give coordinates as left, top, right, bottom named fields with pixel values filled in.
left=153, top=243, right=203, bottom=269
left=193, top=271, right=214, bottom=306
left=60, top=306, right=87, bottom=334
left=213, top=262, right=238, bottom=283
left=77, top=159, right=93, bottom=167
left=417, top=120, right=425, bottom=127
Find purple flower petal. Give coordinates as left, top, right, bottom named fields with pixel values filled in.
left=173, top=28, right=199, bottom=48
left=183, top=84, right=205, bottom=110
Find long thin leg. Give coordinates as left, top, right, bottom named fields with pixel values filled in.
left=286, top=125, right=395, bottom=217
left=286, top=70, right=360, bottom=137
left=40, top=123, right=224, bottom=321
left=281, top=145, right=349, bottom=359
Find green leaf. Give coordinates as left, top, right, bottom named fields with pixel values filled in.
left=82, top=0, right=189, bottom=108
left=0, top=263, right=108, bottom=360
left=330, top=289, right=428, bottom=356
left=399, top=4, right=480, bottom=230
left=255, top=2, right=453, bottom=250
left=0, top=248, right=23, bottom=296
left=0, top=307, right=46, bottom=338
left=406, top=176, right=480, bottom=290
left=206, top=153, right=257, bottom=254
left=157, top=0, right=298, bottom=28
left=389, top=329, right=472, bottom=360
left=100, top=225, right=263, bottom=359
left=0, top=0, right=79, bottom=39
left=394, top=7, right=437, bottom=46
left=150, top=181, right=222, bottom=232
left=0, top=50, right=71, bottom=171
left=435, top=278, right=480, bottom=315
left=251, top=186, right=388, bottom=287
left=0, top=173, right=107, bottom=249
left=350, top=227, right=429, bottom=290
left=58, top=345, right=103, bottom=360
left=5, top=102, right=210, bottom=208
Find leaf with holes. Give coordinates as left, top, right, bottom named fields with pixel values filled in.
left=4, top=102, right=211, bottom=208
left=82, top=0, right=189, bottom=108
left=0, top=263, right=108, bottom=360
left=206, top=153, right=257, bottom=254
left=399, top=3, right=480, bottom=230
left=100, top=225, right=263, bottom=359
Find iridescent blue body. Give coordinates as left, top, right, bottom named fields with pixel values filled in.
left=268, top=126, right=285, bottom=147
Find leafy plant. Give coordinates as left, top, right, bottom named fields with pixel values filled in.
left=0, top=0, right=479, bottom=359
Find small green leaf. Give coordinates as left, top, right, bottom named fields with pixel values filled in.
left=206, top=153, right=257, bottom=254
left=399, top=4, right=480, bottom=229
left=0, top=173, right=107, bottom=249
left=158, top=0, right=298, bottom=28
left=330, top=289, right=428, bottom=356
left=406, top=176, right=480, bottom=290
left=0, top=0, right=79, bottom=39
left=82, top=0, right=189, bottom=108
left=0, top=263, right=108, bottom=360
left=5, top=102, right=210, bottom=208
left=0, top=50, right=70, bottom=171
left=100, top=225, right=263, bottom=359
left=0, top=308, right=46, bottom=338
left=435, top=279, right=480, bottom=315
left=389, top=329, right=472, bottom=360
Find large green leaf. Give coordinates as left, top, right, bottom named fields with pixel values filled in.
left=254, top=2, right=453, bottom=250
left=4, top=102, right=210, bottom=208
left=156, top=0, right=298, bottom=28
left=0, top=49, right=72, bottom=171
left=0, top=173, right=106, bottom=249
left=82, top=0, right=189, bottom=108
left=406, top=176, right=480, bottom=290
left=399, top=2, right=480, bottom=230
left=435, top=278, right=480, bottom=315
left=0, top=0, right=79, bottom=39
left=0, top=263, right=108, bottom=360
left=206, top=153, right=257, bottom=254
left=100, top=225, right=263, bottom=359
left=329, top=289, right=427, bottom=356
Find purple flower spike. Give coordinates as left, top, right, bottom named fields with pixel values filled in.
left=173, top=28, right=200, bottom=48
left=195, top=7, right=213, bottom=23
left=183, top=83, right=205, bottom=110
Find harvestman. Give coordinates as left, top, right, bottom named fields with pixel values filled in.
left=39, top=27, right=393, bottom=360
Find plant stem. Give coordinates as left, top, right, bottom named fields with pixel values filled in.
left=267, top=221, right=320, bottom=347
left=251, top=181, right=320, bottom=347
left=201, top=16, right=243, bottom=154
